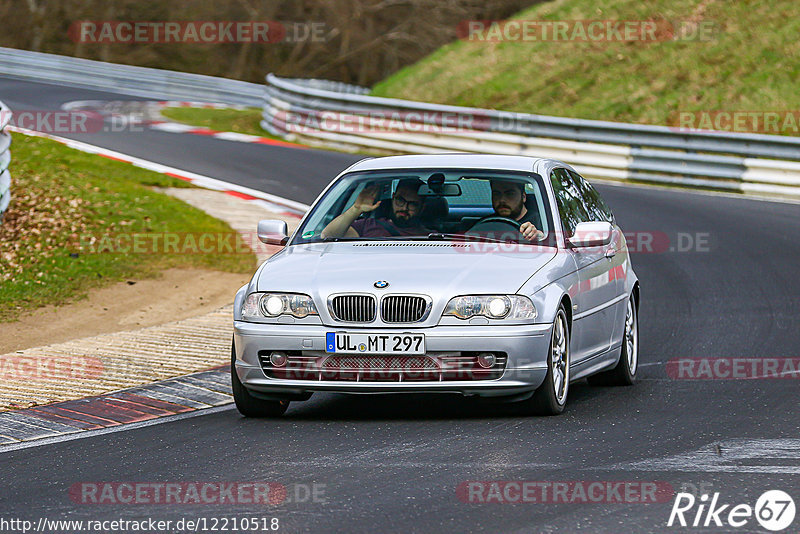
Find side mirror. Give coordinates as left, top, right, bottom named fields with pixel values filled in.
left=257, top=219, right=289, bottom=246
left=567, top=221, right=613, bottom=248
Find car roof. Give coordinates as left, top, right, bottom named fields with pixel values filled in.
left=343, top=154, right=554, bottom=173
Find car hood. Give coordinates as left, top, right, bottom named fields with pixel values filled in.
left=256, top=242, right=557, bottom=298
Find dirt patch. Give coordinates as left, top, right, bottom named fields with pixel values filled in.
left=0, top=268, right=248, bottom=354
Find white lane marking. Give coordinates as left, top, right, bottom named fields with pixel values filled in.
left=212, top=131, right=263, bottom=143
left=62, top=100, right=250, bottom=112
left=602, top=438, right=800, bottom=474
left=0, top=404, right=234, bottom=454
left=149, top=122, right=196, bottom=133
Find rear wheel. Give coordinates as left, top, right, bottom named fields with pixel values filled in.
left=231, top=342, right=289, bottom=417
left=522, top=305, right=570, bottom=416
left=588, top=295, right=638, bottom=386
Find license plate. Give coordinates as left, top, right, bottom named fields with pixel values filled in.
left=325, top=332, right=425, bottom=355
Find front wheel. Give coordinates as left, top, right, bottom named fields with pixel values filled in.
left=231, top=342, right=289, bottom=417
left=588, top=295, right=638, bottom=386
left=522, top=305, right=570, bottom=416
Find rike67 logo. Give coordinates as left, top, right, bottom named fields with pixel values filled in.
left=668, top=490, right=795, bottom=531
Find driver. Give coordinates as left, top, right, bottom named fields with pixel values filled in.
left=321, top=178, right=430, bottom=238
left=490, top=179, right=544, bottom=241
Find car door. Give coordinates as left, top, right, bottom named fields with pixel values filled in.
left=550, top=168, right=618, bottom=362
left=568, top=170, right=628, bottom=349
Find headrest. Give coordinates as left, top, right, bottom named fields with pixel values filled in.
left=372, top=198, right=393, bottom=219
left=420, top=196, right=448, bottom=223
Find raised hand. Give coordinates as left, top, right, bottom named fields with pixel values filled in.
left=352, top=184, right=382, bottom=214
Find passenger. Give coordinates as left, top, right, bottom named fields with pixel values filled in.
left=321, top=178, right=430, bottom=238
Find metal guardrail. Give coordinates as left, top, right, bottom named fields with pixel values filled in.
left=0, top=47, right=264, bottom=106
left=0, top=47, right=797, bottom=198
left=0, top=100, right=11, bottom=223
left=263, top=74, right=800, bottom=198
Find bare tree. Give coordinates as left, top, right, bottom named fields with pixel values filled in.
left=0, top=0, right=540, bottom=85
left=24, top=0, right=48, bottom=51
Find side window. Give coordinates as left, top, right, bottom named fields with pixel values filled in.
left=568, top=170, right=614, bottom=223
left=550, top=168, right=590, bottom=236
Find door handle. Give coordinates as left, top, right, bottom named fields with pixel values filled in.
left=604, top=247, right=616, bottom=259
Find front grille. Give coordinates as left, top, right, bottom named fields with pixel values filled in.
left=260, top=351, right=507, bottom=382
left=323, top=355, right=437, bottom=370
left=381, top=295, right=428, bottom=323
left=321, top=355, right=439, bottom=382
left=330, top=295, right=376, bottom=323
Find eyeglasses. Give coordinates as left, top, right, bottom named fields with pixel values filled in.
left=393, top=194, right=421, bottom=210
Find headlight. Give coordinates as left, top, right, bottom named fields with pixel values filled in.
left=241, top=292, right=318, bottom=320
left=443, top=295, right=536, bottom=320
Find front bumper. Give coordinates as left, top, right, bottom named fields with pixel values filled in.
left=233, top=321, right=552, bottom=398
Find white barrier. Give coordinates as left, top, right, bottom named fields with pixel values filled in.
left=0, top=100, right=11, bottom=221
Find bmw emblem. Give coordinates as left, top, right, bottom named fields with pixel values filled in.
left=374, top=280, right=389, bottom=289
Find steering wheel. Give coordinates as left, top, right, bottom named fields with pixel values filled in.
left=467, top=216, right=521, bottom=233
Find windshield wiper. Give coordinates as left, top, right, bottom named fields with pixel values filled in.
left=382, top=233, right=513, bottom=243
left=320, top=236, right=403, bottom=242
left=425, top=232, right=513, bottom=244
left=320, top=236, right=360, bottom=242
left=360, top=233, right=518, bottom=244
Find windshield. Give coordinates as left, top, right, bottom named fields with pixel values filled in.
left=291, top=169, right=554, bottom=246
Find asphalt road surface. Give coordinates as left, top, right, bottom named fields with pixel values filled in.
left=1, top=77, right=799, bottom=533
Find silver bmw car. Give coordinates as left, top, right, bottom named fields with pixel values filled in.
left=232, top=154, right=639, bottom=416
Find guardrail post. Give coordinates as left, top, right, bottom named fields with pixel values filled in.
left=0, top=101, right=11, bottom=224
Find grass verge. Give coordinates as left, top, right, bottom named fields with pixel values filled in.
left=159, top=107, right=273, bottom=137
left=0, top=133, right=254, bottom=321
left=371, top=0, right=800, bottom=134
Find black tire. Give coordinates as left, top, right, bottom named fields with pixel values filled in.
left=588, top=295, right=638, bottom=387
left=231, top=342, right=289, bottom=417
left=522, top=305, right=570, bottom=416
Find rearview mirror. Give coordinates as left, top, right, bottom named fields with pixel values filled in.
left=418, top=183, right=462, bottom=196
left=257, top=219, right=289, bottom=246
left=567, top=221, right=613, bottom=248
